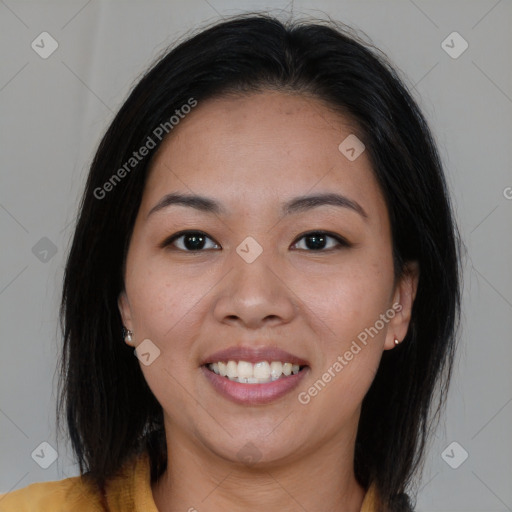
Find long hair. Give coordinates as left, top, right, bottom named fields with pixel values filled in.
left=56, top=13, right=462, bottom=510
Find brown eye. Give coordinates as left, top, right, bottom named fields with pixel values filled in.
left=162, top=231, right=220, bottom=251
left=291, top=231, right=350, bottom=251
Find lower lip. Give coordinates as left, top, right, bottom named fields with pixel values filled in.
left=200, top=365, right=309, bottom=405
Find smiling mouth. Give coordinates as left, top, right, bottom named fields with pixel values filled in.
left=204, top=360, right=308, bottom=384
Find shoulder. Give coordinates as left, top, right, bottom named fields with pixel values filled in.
left=0, top=450, right=152, bottom=512
left=0, top=475, right=104, bottom=512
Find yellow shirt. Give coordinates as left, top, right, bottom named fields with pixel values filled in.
left=0, top=451, right=379, bottom=511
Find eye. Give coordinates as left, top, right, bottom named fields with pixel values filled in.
left=291, top=231, right=350, bottom=251
left=162, top=230, right=220, bottom=251
left=161, top=230, right=350, bottom=252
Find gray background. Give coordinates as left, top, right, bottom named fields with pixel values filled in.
left=1, top=1, right=511, bottom=510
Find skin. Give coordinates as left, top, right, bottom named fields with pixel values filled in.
left=118, top=90, right=419, bottom=512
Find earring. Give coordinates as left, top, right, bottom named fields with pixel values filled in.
left=394, top=337, right=401, bottom=346
left=123, top=327, right=133, bottom=345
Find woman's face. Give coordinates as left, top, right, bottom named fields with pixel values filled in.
left=118, top=90, right=417, bottom=467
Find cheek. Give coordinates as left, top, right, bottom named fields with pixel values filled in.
left=127, top=254, right=200, bottom=334
left=125, top=258, right=206, bottom=412
left=296, top=264, right=392, bottom=424
left=299, top=346, right=381, bottom=433
left=294, top=251, right=394, bottom=339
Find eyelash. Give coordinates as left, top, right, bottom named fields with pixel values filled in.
left=161, top=230, right=351, bottom=252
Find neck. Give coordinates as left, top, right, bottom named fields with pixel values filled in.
left=152, top=424, right=366, bottom=512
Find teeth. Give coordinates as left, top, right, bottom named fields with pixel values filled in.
left=207, top=360, right=303, bottom=383
left=238, top=361, right=253, bottom=380
left=254, top=361, right=270, bottom=379
left=226, top=361, right=237, bottom=379
left=270, top=361, right=282, bottom=380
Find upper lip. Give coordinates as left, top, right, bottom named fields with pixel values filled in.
left=201, top=346, right=310, bottom=366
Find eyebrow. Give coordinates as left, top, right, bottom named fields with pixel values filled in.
left=147, top=192, right=368, bottom=220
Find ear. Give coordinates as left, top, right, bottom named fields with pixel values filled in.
left=118, top=290, right=134, bottom=344
left=383, top=261, right=420, bottom=351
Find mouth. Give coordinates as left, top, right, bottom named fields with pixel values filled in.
left=200, top=346, right=310, bottom=405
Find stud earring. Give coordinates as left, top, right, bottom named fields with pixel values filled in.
left=123, top=327, right=133, bottom=345
left=394, top=337, right=401, bottom=346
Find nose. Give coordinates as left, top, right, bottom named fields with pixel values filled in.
left=212, top=248, right=296, bottom=330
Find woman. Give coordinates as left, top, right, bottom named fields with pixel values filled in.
left=0, top=13, right=462, bottom=512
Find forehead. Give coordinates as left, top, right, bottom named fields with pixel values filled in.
left=141, top=91, right=386, bottom=221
